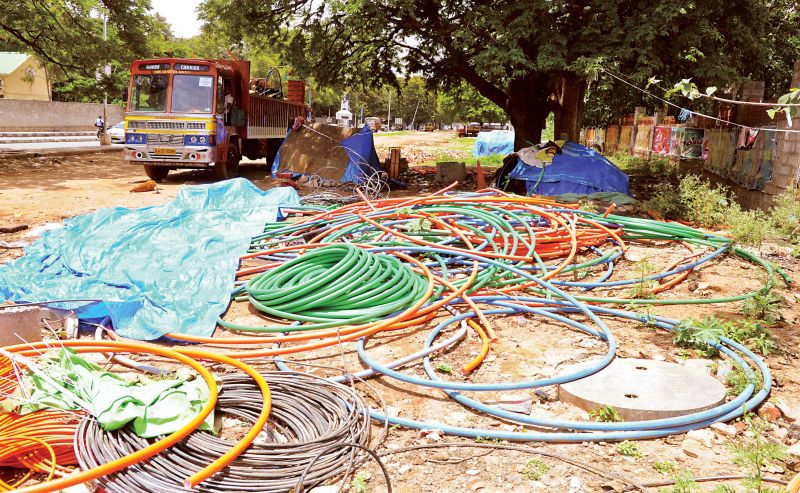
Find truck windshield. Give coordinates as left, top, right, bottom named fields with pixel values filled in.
left=131, top=74, right=168, bottom=112
left=170, top=75, right=214, bottom=114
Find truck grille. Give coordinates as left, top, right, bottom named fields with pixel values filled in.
left=127, top=120, right=207, bottom=130
left=147, top=134, right=183, bottom=145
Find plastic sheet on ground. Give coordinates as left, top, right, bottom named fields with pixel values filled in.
left=0, top=348, right=215, bottom=438
left=472, top=130, right=514, bottom=157
left=0, top=178, right=301, bottom=340
left=508, top=142, right=630, bottom=196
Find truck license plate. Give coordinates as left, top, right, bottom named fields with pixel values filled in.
left=153, top=147, right=177, bottom=155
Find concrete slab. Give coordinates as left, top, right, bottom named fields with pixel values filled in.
left=0, top=305, right=42, bottom=347
left=436, top=161, right=466, bottom=184
left=558, top=358, right=727, bottom=421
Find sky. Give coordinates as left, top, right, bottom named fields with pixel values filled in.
left=151, top=0, right=204, bottom=38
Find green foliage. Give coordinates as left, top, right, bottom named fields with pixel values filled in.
left=201, top=0, right=800, bottom=146
left=0, top=0, right=170, bottom=102
left=678, top=175, right=733, bottom=228
left=521, top=459, right=549, bottom=481
left=437, top=82, right=506, bottom=125
left=659, top=471, right=699, bottom=493
left=769, top=187, right=800, bottom=240
left=643, top=184, right=685, bottom=219
left=350, top=471, right=369, bottom=493
left=729, top=208, right=773, bottom=247
left=674, top=317, right=726, bottom=357
left=674, top=316, right=777, bottom=357
left=726, top=364, right=764, bottom=396
left=616, top=441, right=644, bottom=458
left=627, top=257, right=658, bottom=299
left=641, top=174, right=775, bottom=247
left=589, top=405, right=623, bottom=422
left=740, top=292, right=785, bottom=326
left=728, top=415, right=786, bottom=492
left=653, top=461, right=678, bottom=475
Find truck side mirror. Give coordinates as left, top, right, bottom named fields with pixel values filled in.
left=122, top=87, right=128, bottom=103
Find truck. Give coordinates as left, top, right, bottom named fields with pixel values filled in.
left=465, top=122, right=481, bottom=137
left=122, top=58, right=306, bottom=181
left=364, top=116, right=382, bottom=132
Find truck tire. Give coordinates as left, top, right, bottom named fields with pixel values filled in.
left=143, top=165, right=169, bottom=181
left=215, top=145, right=240, bottom=180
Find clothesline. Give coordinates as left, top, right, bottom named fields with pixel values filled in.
left=600, top=67, right=800, bottom=134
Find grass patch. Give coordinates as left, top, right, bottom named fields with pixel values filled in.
left=521, top=459, right=549, bottom=481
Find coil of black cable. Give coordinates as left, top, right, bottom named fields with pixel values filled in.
left=74, top=371, right=372, bottom=493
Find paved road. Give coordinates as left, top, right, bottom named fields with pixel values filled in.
left=0, top=140, right=125, bottom=152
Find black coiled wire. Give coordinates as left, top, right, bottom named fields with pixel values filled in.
left=74, top=371, right=372, bottom=493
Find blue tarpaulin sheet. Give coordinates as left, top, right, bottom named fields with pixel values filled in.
left=508, top=142, right=630, bottom=196
left=0, top=179, right=301, bottom=341
left=340, top=125, right=382, bottom=183
left=272, top=125, right=381, bottom=184
left=472, top=130, right=514, bottom=157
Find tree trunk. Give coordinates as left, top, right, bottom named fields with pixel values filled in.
left=506, top=74, right=549, bottom=150
left=552, top=73, right=587, bottom=142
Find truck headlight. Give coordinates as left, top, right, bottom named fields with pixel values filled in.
left=125, top=133, right=145, bottom=144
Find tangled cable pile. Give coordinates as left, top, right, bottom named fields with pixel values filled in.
left=182, top=188, right=781, bottom=442
left=75, top=372, right=372, bottom=493
left=0, top=187, right=791, bottom=492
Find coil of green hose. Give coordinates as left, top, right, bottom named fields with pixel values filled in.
left=220, top=244, right=430, bottom=333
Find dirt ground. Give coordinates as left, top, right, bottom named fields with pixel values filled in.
left=2, top=133, right=800, bottom=493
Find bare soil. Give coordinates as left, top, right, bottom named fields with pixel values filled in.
left=1, top=134, right=800, bottom=493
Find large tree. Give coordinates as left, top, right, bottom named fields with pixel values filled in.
left=199, top=0, right=796, bottom=149
left=0, top=0, right=176, bottom=102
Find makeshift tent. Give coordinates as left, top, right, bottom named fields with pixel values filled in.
left=472, top=130, right=514, bottom=157
left=0, top=179, right=301, bottom=340
left=271, top=123, right=381, bottom=183
left=508, top=142, right=630, bottom=196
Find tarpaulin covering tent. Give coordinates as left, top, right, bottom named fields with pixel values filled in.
left=0, top=179, right=301, bottom=340
left=508, top=142, right=630, bottom=196
left=271, top=123, right=381, bottom=183
left=472, top=130, right=515, bottom=157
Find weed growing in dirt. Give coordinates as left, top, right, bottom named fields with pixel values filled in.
left=674, top=316, right=777, bottom=357
left=728, top=415, right=786, bottom=492
left=616, top=441, right=644, bottom=458
left=659, top=470, right=698, bottom=493
left=474, top=436, right=502, bottom=444
left=350, top=471, right=369, bottom=493
left=678, top=175, right=736, bottom=228
left=589, top=405, right=623, bottom=422
left=740, top=292, right=785, bottom=326
left=653, top=461, right=678, bottom=475
left=521, top=458, right=549, bottom=481
left=725, top=364, right=764, bottom=396
left=627, top=257, right=658, bottom=299
left=769, top=187, right=800, bottom=240
left=611, top=154, right=675, bottom=177
left=644, top=183, right=685, bottom=219
left=729, top=208, right=773, bottom=247
left=673, top=317, right=726, bottom=357
left=435, top=363, right=454, bottom=374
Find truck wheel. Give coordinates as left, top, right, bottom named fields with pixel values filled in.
left=143, top=165, right=169, bottom=181
left=215, top=146, right=240, bottom=180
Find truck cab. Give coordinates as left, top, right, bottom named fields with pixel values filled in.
left=123, top=58, right=305, bottom=181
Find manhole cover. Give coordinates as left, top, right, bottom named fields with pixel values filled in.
left=558, top=358, right=727, bottom=421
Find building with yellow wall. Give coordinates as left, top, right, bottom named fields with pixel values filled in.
left=0, top=52, right=50, bottom=101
